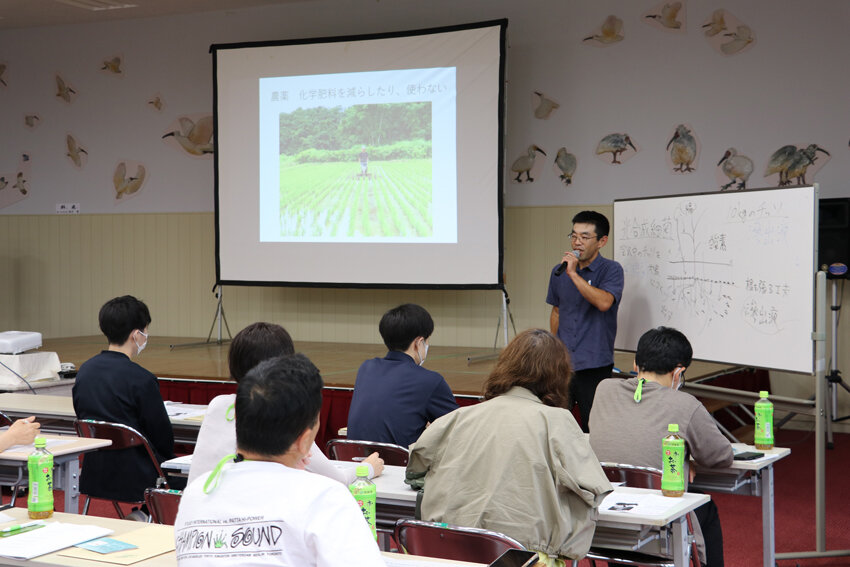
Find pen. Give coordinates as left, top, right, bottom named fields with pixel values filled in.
left=0, top=520, right=44, bottom=534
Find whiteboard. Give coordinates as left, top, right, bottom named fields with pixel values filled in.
left=614, top=186, right=816, bottom=374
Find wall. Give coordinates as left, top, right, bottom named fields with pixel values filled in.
left=0, top=1, right=848, bottom=425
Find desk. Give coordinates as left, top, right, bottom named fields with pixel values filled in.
left=692, top=444, right=790, bottom=567
left=372, top=465, right=708, bottom=567
left=0, top=393, right=203, bottom=445
left=0, top=435, right=111, bottom=515
left=0, top=508, right=483, bottom=567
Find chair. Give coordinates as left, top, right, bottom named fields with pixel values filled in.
left=144, top=487, right=182, bottom=525
left=74, top=419, right=169, bottom=518
left=587, top=462, right=700, bottom=567
left=394, top=518, right=526, bottom=564
left=0, top=411, right=12, bottom=427
left=325, top=439, right=410, bottom=466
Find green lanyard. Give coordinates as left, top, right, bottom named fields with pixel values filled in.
left=633, top=378, right=646, bottom=403
left=203, top=453, right=242, bottom=494
left=225, top=403, right=235, bottom=422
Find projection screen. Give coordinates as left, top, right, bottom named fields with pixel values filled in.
left=212, top=20, right=507, bottom=288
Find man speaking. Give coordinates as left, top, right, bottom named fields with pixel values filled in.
left=546, top=210, right=624, bottom=432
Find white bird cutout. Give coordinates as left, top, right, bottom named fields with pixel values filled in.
left=554, top=148, right=577, bottom=185
left=533, top=92, right=560, bottom=119
left=717, top=148, right=753, bottom=190
left=583, top=15, right=624, bottom=45
left=163, top=116, right=214, bottom=156
left=645, top=2, right=683, bottom=29
left=702, top=9, right=727, bottom=37
left=13, top=172, right=28, bottom=195
left=113, top=162, right=147, bottom=199
left=66, top=135, right=88, bottom=167
left=721, top=25, right=754, bottom=55
left=511, top=145, right=546, bottom=182
left=55, top=75, right=76, bottom=102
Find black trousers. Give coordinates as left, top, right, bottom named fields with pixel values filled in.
left=693, top=495, right=724, bottom=567
left=569, top=364, right=613, bottom=433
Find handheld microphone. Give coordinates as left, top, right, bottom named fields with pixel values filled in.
left=554, top=250, right=580, bottom=276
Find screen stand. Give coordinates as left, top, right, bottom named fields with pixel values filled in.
left=825, top=274, right=848, bottom=448
left=169, top=285, right=233, bottom=350
left=467, top=287, right=516, bottom=364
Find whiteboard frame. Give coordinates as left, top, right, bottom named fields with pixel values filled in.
left=613, top=185, right=817, bottom=375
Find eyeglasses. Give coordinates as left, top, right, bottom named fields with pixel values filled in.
left=569, top=232, right=598, bottom=243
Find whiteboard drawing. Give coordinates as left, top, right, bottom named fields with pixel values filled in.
left=554, top=147, right=577, bottom=185
left=510, top=145, right=546, bottom=183
left=595, top=133, right=637, bottom=164
left=583, top=15, right=624, bottom=46
left=614, top=186, right=815, bottom=374
left=717, top=148, right=753, bottom=190
left=644, top=1, right=685, bottom=32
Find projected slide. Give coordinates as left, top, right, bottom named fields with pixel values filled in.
left=259, top=68, right=457, bottom=243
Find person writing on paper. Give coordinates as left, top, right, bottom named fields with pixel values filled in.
left=348, top=303, right=459, bottom=448
left=588, top=327, right=733, bottom=567
left=546, top=210, right=624, bottom=432
left=188, top=322, right=383, bottom=487
left=0, top=416, right=40, bottom=451
left=175, top=354, right=385, bottom=567
left=72, top=295, right=174, bottom=519
left=407, top=329, right=612, bottom=566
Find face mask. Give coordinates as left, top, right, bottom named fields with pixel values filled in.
left=418, top=341, right=429, bottom=366
left=134, top=330, right=148, bottom=355
left=673, top=368, right=684, bottom=391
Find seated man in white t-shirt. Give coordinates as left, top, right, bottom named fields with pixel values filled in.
left=174, top=354, right=384, bottom=567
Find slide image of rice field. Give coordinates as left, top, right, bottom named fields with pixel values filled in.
left=278, top=158, right=432, bottom=239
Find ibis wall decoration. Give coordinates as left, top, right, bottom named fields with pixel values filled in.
left=716, top=148, right=753, bottom=190
left=533, top=91, right=560, bottom=120
left=511, top=145, right=546, bottom=182
left=55, top=74, right=77, bottom=104
left=113, top=161, right=147, bottom=202
left=162, top=114, right=214, bottom=157
left=147, top=94, right=165, bottom=112
left=666, top=124, right=699, bottom=173
left=583, top=15, right=624, bottom=46
left=702, top=10, right=755, bottom=56
left=764, top=144, right=830, bottom=187
left=24, top=114, right=41, bottom=129
left=100, top=55, right=123, bottom=75
left=0, top=154, right=31, bottom=210
left=643, top=1, right=686, bottom=32
left=65, top=134, right=88, bottom=169
left=554, top=148, right=577, bottom=185
left=595, top=133, right=637, bottom=165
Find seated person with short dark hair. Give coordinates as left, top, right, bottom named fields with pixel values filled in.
left=72, top=295, right=175, bottom=513
left=175, top=354, right=384, bottom=567
left=588, top=326, right=733, bottom=567
left=347, top=304, right=458, bottom=448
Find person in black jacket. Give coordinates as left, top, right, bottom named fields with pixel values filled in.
left=72, top=295, right=174, bottom=517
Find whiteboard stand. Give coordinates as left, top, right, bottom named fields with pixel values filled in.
left=776, top=271, right=850, bottom=563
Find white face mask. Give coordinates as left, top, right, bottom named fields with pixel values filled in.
left=673, top=368, right=685, bottom=391
left=134, top=330, right=148, bottom=355
left=418, top=341, right=429, bottom=366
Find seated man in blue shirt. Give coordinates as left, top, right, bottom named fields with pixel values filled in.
left=347, top=304, right=458, bottom=448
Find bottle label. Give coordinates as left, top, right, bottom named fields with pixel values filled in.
left=661, top=438, right=685, bottom=492
left=27, top=454, right=54, bottom=512
left=349, top=483, right=377, bottom=540
left=755, top=403, right=774, bottom=445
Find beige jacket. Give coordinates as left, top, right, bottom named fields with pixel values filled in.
left=407, top=386, right=613, bottom=559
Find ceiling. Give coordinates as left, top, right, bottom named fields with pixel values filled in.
left=0, top=0, right=304, bottom=30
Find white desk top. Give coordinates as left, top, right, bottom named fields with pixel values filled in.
left=0, top=393, right=204, bottom=428
left=0, top=434, right=110, bottom=462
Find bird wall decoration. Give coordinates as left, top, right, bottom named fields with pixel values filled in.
left=554, top=148, right=577, bottom=185
left=533, top=92, right=560, bottom=120
left=55, top=75, right=77, bottom=103
left=583, top=15, right=624, bottom=46
left=702, top=9, right=727, bottom=37
left=644, top=1, right=685, bottom=31
left=0, top=64, right=7, bottom=87
left=101, top=56, right=123, bottom=75
left=764, top=144, right=830, bottom=187
left=717, top=148, right=753, bottom=190
left=703, top=11, right=755, bottom=56
left=66, top=134, right=88, bottom=168
left=147, top=95, right=164, bottom=112
left=721, top=25, right=755, bottom=55
left=162, top=115, right=214, bottom=157
left=24, top=114, right=40, bottom=129
left=595, top=133, right=637, bottom=164
left=113, top=161, right=147, bottom=200
left=13, top=172, right=28, bottom=195
left=511, top=145, right=546, bottom=182
left=666, top=124, right=698, bottom=173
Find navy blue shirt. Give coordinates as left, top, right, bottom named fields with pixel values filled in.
left=546, top=253, right=624, bottom=371
left=347, top=351, right=459, bottom=448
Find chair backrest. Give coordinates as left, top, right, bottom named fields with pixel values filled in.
left=74, top=419, right=169, bottom=489
left=600, top=462, right=663, bottom=489
left=144, top=488, right=182, bottom=525
left=395, top=519, right=525, bottom=563
left=325, top=439, right=410, bottom=466
left=0, top=411, right=12, bottom=428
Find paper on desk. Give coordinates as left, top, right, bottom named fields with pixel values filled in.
left=58, top=526, right=175, bottom=565
left=6, top=438, right=76, bottom=452
left=0, top=522, right=112, bottom=559
left=601, top=492, right=680, bottom=516
left=384, top=555, right=477, bottom=567
left=164, top=402, right=208, bottom=419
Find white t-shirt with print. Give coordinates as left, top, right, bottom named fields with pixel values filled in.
left=175, top=460, right=383, bottom=567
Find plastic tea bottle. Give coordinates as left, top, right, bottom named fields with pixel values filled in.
left=27, top=437, right=54, bottom=519
left=349, top=465, right=376, bottom=540
left=754, top=390, right=774, bottom=450
left=661, top=424, right=685, bottom=497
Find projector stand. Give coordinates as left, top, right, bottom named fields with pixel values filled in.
left=467, top=287, right=516, bottom=364
left=170, top=285, right=233, bottom=350
left=825, top=274, right=848, bottom=449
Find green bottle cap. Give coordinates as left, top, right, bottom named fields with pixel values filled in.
left=34, top=437, right=46, bottom=448
left=668, top=424, right=679, bottom=433
left=355, top=465, right=369, bottom=477
left=759, top=391, right=769, bottom=398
